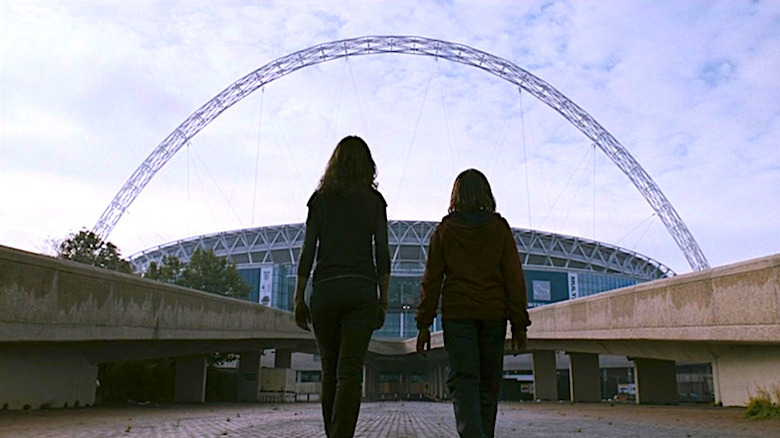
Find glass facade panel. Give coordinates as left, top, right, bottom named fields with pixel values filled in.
left=375, top=311, right=402, bottom=338
left=237, top=258, right=648, bottom=338
left=578, top=272, right=638, bottom=297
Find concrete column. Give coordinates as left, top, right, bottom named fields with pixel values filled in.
left=237, top=351, right=262, bottom=402
left=362, top=366, right=368, bottom=399
left=426, top=366, right=438, bottom=399
left=174, top=355, right=207, bottom=403
left=532, top=350, right=558, bottom=401
left=364, top=365, right=379, bottom=400
left=438, top=367, right=443, bottom=398
left=429, top=364, right=448, bottom=400
left=274, top=348, right=292, bottom=369
left=634, top=358, right=678, bottom=405
left=568, top=352, right=601, bottom=402
left=433, top=367, right=440, bottom=399
left=0, top=346, right=97, bottom=410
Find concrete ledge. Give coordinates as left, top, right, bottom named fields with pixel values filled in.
left=0, top=245, right=313, bottom=346
left=527, top=253, right=780, bottom=344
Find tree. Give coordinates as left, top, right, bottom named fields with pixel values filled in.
left=99, top=248, right=250, bottom=403
left=144, top=255, right=186, bottom=284
left=57, top=229, right=133, bottom=274
left=144, top=249, right=250, bottom=299
left=144, top=249, right=250, bottom=369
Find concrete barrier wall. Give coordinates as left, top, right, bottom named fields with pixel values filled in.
left=528, top=253, right=780, bottom=344
left=0, top=245, right=309, bottom=344
left=2, top=245, right=778, bottom=407
left=0, top=245, right=317, bottom=409
left=526, top=253, right=780, bottom=406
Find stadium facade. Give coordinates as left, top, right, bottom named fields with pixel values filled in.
left=130, top=220, right=679, bottom=401
left=130, top=220, right=672, bottom=336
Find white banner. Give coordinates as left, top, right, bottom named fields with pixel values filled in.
left=568, top=272, right=579, bottom=300
left=259, top=266, right=273, bottom=306
left=532, top=280, right=551, bottom=302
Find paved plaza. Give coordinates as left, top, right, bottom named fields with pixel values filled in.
left=0, top=401, right=777, bottom=438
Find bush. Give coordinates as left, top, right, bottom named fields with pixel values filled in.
left=744, top=386, right=780, bottom=420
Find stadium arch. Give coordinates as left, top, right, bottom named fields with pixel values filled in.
left=93, top=36, right=709, bottom=271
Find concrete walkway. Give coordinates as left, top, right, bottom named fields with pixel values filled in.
left=0, top=401, right=776, bottom=438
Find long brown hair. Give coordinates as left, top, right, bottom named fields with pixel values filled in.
left=449, top=168, right=496, bottom=213
left=318, top=136, right=377, bottom=194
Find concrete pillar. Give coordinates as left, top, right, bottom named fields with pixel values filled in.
left=713, top=345, right=780, bottom=407
left=363, top=365, right=379, bottom=400
left=426, top=366, right=438, bottom=399
left=532, top=350, right=558, bottom=401
left=362, top=365, right=374, bottom=400
left=433, top=367, right=440, bottom=399
left=634, top=358, right=678, bottom=405
left=274, top=348, right=292, bottom=369
left=174, top=355, right=207, bottom=403
left=427, top=364, right=448, bottom=400
left=0, top=346, right=97, bottom=410
left=439, top=365, right=448, bottom=399
left=362, top=366, right=367, bottom=399
left=568, top=352, right=601, bottom=402
left=237, top=351, right=262, bottom=402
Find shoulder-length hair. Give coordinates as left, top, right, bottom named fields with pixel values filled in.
left=318, top=136, right=378, bottom=194
left=449, top=168, right=496, bottom=213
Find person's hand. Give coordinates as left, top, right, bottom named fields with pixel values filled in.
left=377, top=301, right=388, bottom=328
left=510, top=325, right=527, bottom=352
left=416, top=327, right=431, bottom=357
left=294, top=300, right=311, bottom=331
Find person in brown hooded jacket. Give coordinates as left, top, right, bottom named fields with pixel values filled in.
left=416, top=168, right=530, bottom=438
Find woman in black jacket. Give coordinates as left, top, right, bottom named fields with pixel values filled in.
left=294, top=136, right=390, bottom=438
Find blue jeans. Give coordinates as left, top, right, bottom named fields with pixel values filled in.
left=311, top=278, right=379, bottom=438
left=443, top=319, right=507, bottom=438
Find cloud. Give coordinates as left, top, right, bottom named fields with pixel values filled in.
left=1, top=0, right=778, bottom=274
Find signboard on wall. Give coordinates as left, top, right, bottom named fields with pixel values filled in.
left=568, top=272, right=579, bottom=300
left=259, top=266, right=273, bottom=306
left=532, top=280, right=551, bottom=302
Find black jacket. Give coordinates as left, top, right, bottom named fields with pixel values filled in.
left=298, top=188, right=391, bottom=284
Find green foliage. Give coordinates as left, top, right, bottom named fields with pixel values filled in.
left=745, top=386, right=780, bottom=420
left=85, top=246, right=249, bottom=404
left=144, top=255, right=186, bottom=284
left=143, top=249, right=250, bottom=299
left=209, top=352, right=239, bottom=367
left=57, top=229, right=133, bottom=273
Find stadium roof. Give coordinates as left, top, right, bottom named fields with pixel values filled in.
left=130, top=221, right=672, bottom=281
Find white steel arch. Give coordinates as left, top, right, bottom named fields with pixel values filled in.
left=94, top=35, right=709, bottom=271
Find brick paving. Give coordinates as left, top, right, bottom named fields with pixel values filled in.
left=0, top=401, right=777, bottom=438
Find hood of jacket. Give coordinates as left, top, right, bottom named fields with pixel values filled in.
left=440, top=210, right=506, bottom=253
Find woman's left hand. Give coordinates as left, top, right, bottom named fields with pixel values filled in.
left=377, top=302, right=388, bottom=328
left=294, top=301, right=311, bottom=331
left=416, top=327, right=431, bottom=357
left=510, top=325, right=527, bottom=351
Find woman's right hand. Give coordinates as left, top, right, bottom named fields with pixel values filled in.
left=294, top=301, right=311, bottom=331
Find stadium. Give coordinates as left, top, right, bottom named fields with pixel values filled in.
left=106, top=37, right=711, bottom=402
left=128, top=220, right=693, bottom=401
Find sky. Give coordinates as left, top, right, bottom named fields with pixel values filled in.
left=1, top=0, right=778, bottom=275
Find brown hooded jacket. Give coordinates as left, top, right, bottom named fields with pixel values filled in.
left=416, top=211, right=530, bottom=331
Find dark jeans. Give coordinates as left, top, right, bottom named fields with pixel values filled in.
left=310, top=277, right=379, bottom=438
left=443, top=319, right=507, bottom=438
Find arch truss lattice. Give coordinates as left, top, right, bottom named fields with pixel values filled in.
left=94, top=35, right=709, bottom=271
